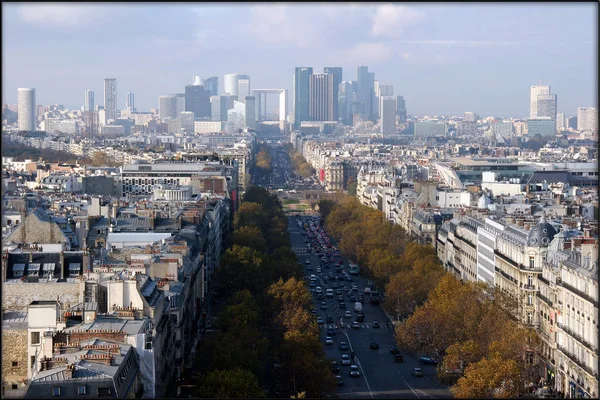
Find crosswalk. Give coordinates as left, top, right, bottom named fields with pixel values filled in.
left=321, top=324, right=371, bottom=329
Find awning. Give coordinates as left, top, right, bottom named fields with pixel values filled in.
left=43, top=263, right=55, bottom=271
left=13, top=264, right=25, bottom=271
left=28, top=263, right=41, bottom=271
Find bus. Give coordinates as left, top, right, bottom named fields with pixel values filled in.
left=349, top=263, right=360, bottom=275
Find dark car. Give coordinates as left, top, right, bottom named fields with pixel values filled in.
left=394, top=354, right=404, bottom=363
left=420, top=356, right=438, bottom=365
left=372, top=321, right=381, bottom=329
left=348, top=294, right=356, bottom=302
left=331, top=361, right=340, bottom=373
left=358, top=295, right=364, bottom=303
left=339, top=341, right=349, bottom=350
left=390, top=346, right=399, bottom=354
left=327, top=328, right=336, bottom=336
left=320, top=302, right=328, bottom=310
left=326, top=315, right=334, bottom=323
left=370, top=341, right=379, bottom=350
left=356, top=313, right=365, bottom=323
left=339, top=302, right=346, bottom=309
left=335, top=375, right=344, bottom=386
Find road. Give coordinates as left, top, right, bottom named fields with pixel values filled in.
left=288, top=216, right=453, bottom=399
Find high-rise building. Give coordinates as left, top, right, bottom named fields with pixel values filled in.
left=566, top=116, right=578, bottom=130
left=238, top=78, right=251, bottom=104
left=293, top=67, right=313, bottom=129
left=577, top=107, right=598, bottom=132
left=537, top=94, right=557, bottom=120
left=376, top=84, right=394, bottom=121
left=17, top=88, right=36, bottom=132
left=159, top=95, right=178, bottom=120
left=84, top=90, right=94, bottom=112
left=556, top=112, right=566, bottom=131
left=324, top=67, right=342, bottom=121
left=463, top=111, right=478, bottom=123
left=396, top=96, right=407, bottom=123
left=527, top=118, right=556, bottom=137
left=309, top=73, right=334, bottom=122
left=104, top=78, right=117, bottom=121
left=210, top=95, right=236, bottom=122
left=227, top=100, right=246, bottom=133
left=223, top=74, right=250, bottom=98
left=356, top=66, right=375, bottom=121
left=338, top=81, right=357, bottom=126
left=245, top=96, right=256, bottom=130
left=175, top=93, right=186, bottom=117
left=529, top=85, right=550, bottom=119
left=204, top=77, right=219, bottom=97
left=193, top=76, right=203, bottom=86
left=125, top=92, right=135, bottom=111
left=178, top=111, right=195, bottom=132
left=185, top=85, right=211, bottom=120
left=379, top=96, right=396, bottom=136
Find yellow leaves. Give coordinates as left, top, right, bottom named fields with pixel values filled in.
left=451, top=355, right=521, bottom=398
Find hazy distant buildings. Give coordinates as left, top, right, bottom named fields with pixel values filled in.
left=224, top=74, right=250, bottom=100
left=125, top=92, right=135, bottom=112
left=104, top=78, right=117, bottom=121
left=17, top=88, right=36, bottom=131
left=193, top=76, right=203, bottom=86
left=204, top=77, right=219, bottom=97
left=159, top=95, right=178, bottom=120
left=178, top=111, right=195, bottom=132
left=379, top=96, right=396, bottom=136
left=210, top=95, right=236, bottom=122
left=463, top=111, right=479, bottom=123
left=175, top=93, right=186, bottom=117
left=529, top=85, right=550, bottom=119
left=245, top=96, right=257, bottom=130
left=527, top=118, right=556, bottom=137
left=237, top=77, right=251, bottom=104
left=556, top=112, right=566, bottom=131
left=339, top=81, right=357, bottom=126
left=491, top=121, right=514, bottom=136
left=577, top=107, right=598, bottom=133
left=185, top=85, right=211, bottom=120
left=415, top=121, right=446, bottom=137
left=356, top=65, right=375, bottom=120
left=396, top=96, right=407, bottom=123
left=309, top=73, right=334, bottom=121
left=293, top=67, right=313, bottom=129
left=84, top=89, right=94, bottom=112
left=567, top=116, right=578, bottom=130
left=536, top=93, right=557, bottom=120
left=324, top=67, right=342, bottom=121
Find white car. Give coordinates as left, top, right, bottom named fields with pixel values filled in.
left=345, top=311, right=352, bottom=318
left=325, top=336, right=333, bottom=345
left=315, top=286, right=322, bottom=294
left=341, top=354, right=351, bottom=365
left=364, top=287, right=371, bottom=294
left=316, top=267, right=321, bottom=273
left=350, top=365, right=360, bottom=377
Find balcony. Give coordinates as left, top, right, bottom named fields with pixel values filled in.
left=557, top=344, right=598, bottom=379
left=557, top=323, right=597, bottom=353
left=557, top=280, right=596, bottom=305
left=538, top=275, right=550, bottom=286
left=538, top=292, right=553, bottom=307
left=521, top=283, right=537, bottom=291
left=495, top=266, right=518, bottom=285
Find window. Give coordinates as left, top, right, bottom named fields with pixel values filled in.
left=31, top=332, right=40, bottom=345
left=31, top=356, right=36, bottom=367
left=528, top=276, right=533, bottom=288
left=52, top=387, right=62, bottom=396
left=97, top=387, right=111, bottom=396
left=77, top=385, right=86, bottom=395
left=528, top=294, right=533, bottom=306
left=526, top=352, right=534, bottom=364
left=11, top=384, right=18, bottom=390
left=529, top=257, right=535, bottom=269
left=527, top=312, right=533, bottom=325
left=11, top=361, right=19, bottom=367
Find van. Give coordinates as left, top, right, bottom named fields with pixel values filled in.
left=354, top=302, right=363, bottom=313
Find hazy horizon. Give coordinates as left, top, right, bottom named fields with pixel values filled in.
left=2, top=3, right=597, bottom=118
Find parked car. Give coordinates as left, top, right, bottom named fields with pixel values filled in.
left=331, top=361, right=340, bottom=373
left=411, top=367, right=423, bottom=377
left=325, top=336, right=334, bottom=345
left=420, top=356, right=438, bottom=365
left=327, top=328, right=336, bottom=336
left=339, top=341, right=349, bottom=350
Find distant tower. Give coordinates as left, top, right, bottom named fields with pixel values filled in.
left=204, top=77, right=219, bottom=97
left=530, top=85, right=550, bottom=119
left=159, top=95, right=178, bottom=120
left=17, top=88, right=36, bottom=131
left=380, top=96, right=396, bottom=136
left=309, top=73, right=334, bottom=121
left=125, top=92, right=135, bottom=112
left=293, top=67, right=313, bottom=129
left=84, top=89, right=95, bottom=112
left=104, top=78, right=117, bottom=121
left=324, top=67, right=342, bottom=121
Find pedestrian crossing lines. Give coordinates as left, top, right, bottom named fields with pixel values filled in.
left=321, top=324, right=370, bottom=329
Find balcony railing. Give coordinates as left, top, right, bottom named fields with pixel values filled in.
left=494, top=249, right=542, bottom=272
left=557, top=344, right=598, bottom=379
left=538, top=292, right=553, bottom=307
left=557, top=280, right=597, bottom=305
left=521, top=283, right=536, bottom=291
left=538, top=275, right=550, bottom=286
left=557, top=323, right=597, bottom=353
left=495, top=266, right=518, bottom=285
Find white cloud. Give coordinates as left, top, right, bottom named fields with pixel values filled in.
left=246, top=4, right=313, bottom=48
left=392, top=39, right=523, bottom=46
left=370, top=4, right=425, bottom=38
left=18, top=4, right=107, bottom=29
left=401, top=53, right=412, bottom=60
left=345, top=42, right=393, bottom=64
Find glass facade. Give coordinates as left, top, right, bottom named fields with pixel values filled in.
left=294, top=67, right=313, bottom=129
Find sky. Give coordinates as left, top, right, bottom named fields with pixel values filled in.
left=2, top=2, right=597, bottom=118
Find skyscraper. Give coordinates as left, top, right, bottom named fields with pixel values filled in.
left=237, top=77, right=251, bottom=103
left=84, top=90, right=94, bottom=112
left=223, top=74, right=250, bottom=98
left=356, top=66, right=375, bottom=121
left=463, top=111, right=478, bottom=122
left=556, top=112, right=566, bottom=131
left=537, top=94, right=557, bottom=120
left=379, top=96, right=396, bottom=136
left=245, top=96, right=257, bottom=130
left=293, top=67, right=313, bottom=129
left=193, top=76, right=203, bottom=86
left=125, top=92, right=135, bottom=111
left=205, top=77, right=219, bottom=97
left=324, top=67, right=342, bottom=121
left=17, top=88, right=36, bottom=132
left=185, top=85, right=212, bottom=120
left=396, top=96, right=407, bottom=123
left=577, top=107, right=598, bottom=132
left=104, top=78, right=117, bottom=121
left=339, top=81, right=357, bottom=126
left=376, top=84, right=394, bottom=120
left=159, top=95, right=178, bottom=120
left=529, top=85, right=550, bottom=119
left=175, top=93, right=186, bottom=117
left=309, top=73, right=334, bottom=121
left=211, top=95, right=236, bottom=122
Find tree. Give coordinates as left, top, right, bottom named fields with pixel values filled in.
left=346, top=175, right=357, bottom=195
left=451, top=355, right=522, bottom=399
left=196, top=369, right=265, bottom=398
left=232, top=226, right=267, bottom=252
left=215, top=245, right=266, bottom=298
left=234, top=202, right=269, bottom=233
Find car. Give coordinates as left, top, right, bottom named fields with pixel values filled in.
left=325, top=336, right=334, bottom=345
left=316, top=293, right=323, bottom=300
left=420, top=356, right=438, bottom=366
left=411, top=368, right=423, bottom=377
left=332, top=282, right=338, bottom=288
left=339, top=341, right=349, bottom=350
left=326, top=315, right=334, bottom=323
left=345, top=276, right=353, bottom=282
left=342, top=286, right=349, bottom=292
left=320, top=302, right=328, bottom=310
left=390, top=346, right=399, bottom=354
left=364, top=287, right=371, bottom=294
left=311, top=307, right=317, bottom=314
left=339, top=302, right=346, bottom=309
left=370, top=341, right=379, bottom=350
left=309, top=281, right=316, bottom=287
left=335, top=375, right=344, bottom=386
left=305, top=259, right=311, bottom=265
left=395, top=354, right=404, bottom=363
left=348, top=294, right=356, bottom=302
left=337, top=294, right=344, bottom=301
left=358, top=295, right=364, bottom=303
left=327, top=328, right=336, bottom=336
left=372, top=321, right=381, bottom=329
left=315, top=286, right=322, bottom=294
left=345, top=311, right=352, bottom=318
left=350, top=365, right=360, bottom=377
left=331, top=361, right=340, bottom=373
left=316, top=267, right=321, bottom=273
left=317, top=317, right=324, bottom=324
left=352, top=321, right=360, bottom=329
left=336, top=289, right=343, bottom=295
left=356, top=312, right=365, bottom=323
left=352, top=285, right=358, bottom=291
left=341, top=354, right=351, bottom=365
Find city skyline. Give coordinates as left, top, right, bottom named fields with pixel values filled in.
left=2, top=3, right=597, bottom=117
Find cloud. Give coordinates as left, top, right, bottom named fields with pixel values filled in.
left=345, top=42, right=393, bottom=64
left=401, top=53, right=412, bottom=60
left=246, top=4, right=313, bottom=48
left=18, top=4, right=107, bottom=29
left=370, top=4, right=425, bottom=38
left=392, top=39, right=523, bottom=46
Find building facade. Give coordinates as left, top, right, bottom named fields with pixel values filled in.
left=17, top=88, right=36, bottom=132
left=103, top=78, right=117, bottom=121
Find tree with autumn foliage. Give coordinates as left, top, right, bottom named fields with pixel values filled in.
left=196, top=368, right=265, bottom=398
left=451, top=355, right=522, bottom=398
left=231, top=226, right=267, bottom=252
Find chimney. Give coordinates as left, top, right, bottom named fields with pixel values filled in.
left=64, top=363, right=74, bottom=379
left=60, top=252, right=65, bottom=280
